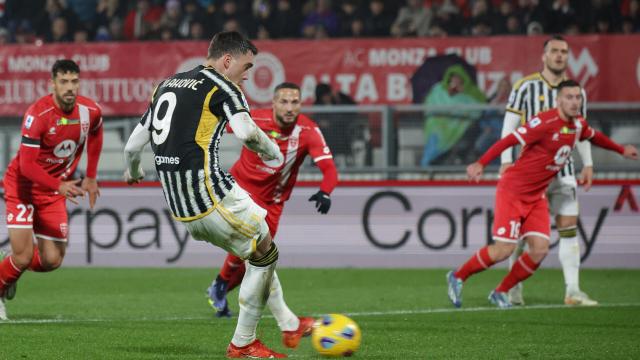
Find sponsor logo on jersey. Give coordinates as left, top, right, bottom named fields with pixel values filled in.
left=560, top=126, right=576, bottom=134
left=155, top=156, right=181, bottom=165
left=57, top=117, right=80, bottom=126
left=46, top=158, right=65, bottom=164
left=256, top=165, right=277, bottom=174
left=25, top=115, right=34, bottom=129
left=53, top=140, right=77, bottom=158
left=553, top=145, right=573, bottom=165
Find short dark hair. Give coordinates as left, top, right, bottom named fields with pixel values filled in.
left=207, top=31, right=258, bottom=59
left=51, top=59, right=80, bottom=79
left=274, top=82, right=300, bottom=94
left=557, top=79, right=581, bottom=93
left=543, top=35, right=567, bottom=50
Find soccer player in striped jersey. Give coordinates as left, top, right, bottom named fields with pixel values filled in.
left=205, top=83, right=338, bottom=347
left=500, top=35, right=596, bottom=306
left=0, top=59, right=103, bottom=321
left=447, top=80, right=637, bottom=309
left=124, top=32, right=290, bottom=358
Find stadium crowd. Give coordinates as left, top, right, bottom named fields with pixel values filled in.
left=0, top=0, right=639, bottom=45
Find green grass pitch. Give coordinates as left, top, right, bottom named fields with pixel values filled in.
left=0, top=268, right=639, bottom=359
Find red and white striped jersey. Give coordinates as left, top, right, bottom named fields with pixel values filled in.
left=230, top=109, right=333, bottom=204
left=4, top=94, right=102, bottom=195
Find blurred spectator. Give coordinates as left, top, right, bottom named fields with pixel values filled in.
left=391, top=0, right=433, bottom=37
left=349, top=17, right=366, bottom=37
left=251, top=0, right=273, bottom=38
left=302, top=0, right=338, bottom=37
left=188, top=20, right=205, bottom=40
left=73, top=25, right=89, bottom=43
left=472, top=77, right=511, bottom=162
left=47, top=16, right=71, bottom=42
left=66, top=0, right=97, bottom=24
left=33, top=0, right=77, bottom=39
left=314, top=83, right=359, bottom=165
left=547, top=0, right=576, bottom=34
left=0, top=27, right=10, bottom=44
left=160, top=0, right=182, bottom=32
left=177, top=0, right=202, bottom=38
left=527, top=20, right=544, bottom=35
left=271, top=0, right=301, bottom=38
left=95, top=0, right=125, bottom=30
left=159, top=26, right=178, bottom=41
left=364, top=0, right=394, bottom=37
left=108, top=16, right=124, bottom=41
left=515, top=0, right=547, bottom=31
left=123, top=0, right=163, bottom=40
left=214, top=0, right=249, bottom=37
left=14, top=20, right=37, bottom=44
left=505, top=15, right=523, bottom=34
left=337, top=0, right=363, bottom=37
left=421, top=64, right=486, bottom=166
left=468, top=0, right=494, bottom=35
left=432, top=1, right=462, bottom=35
left=621, top=16, right=636, bottom=33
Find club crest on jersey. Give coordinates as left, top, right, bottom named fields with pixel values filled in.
left=25, top=115, right=35, bottom=129
left=53, top=140, right=77, bottom=158
left=57, top=117, right=80, bottom=126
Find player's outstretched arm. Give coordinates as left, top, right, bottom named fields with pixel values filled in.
left=229, top=112, right=283, bottom=165
left=587, top=131, right=639, bottom=160
left=83, top=124, right=103, bottom=208
left=466, top=162, right=484, bottom=182
left=308, top=159, right=338, bottom=214
left=575, top=140, right=594, bottom=191
left=124, top=123, right=149, bottom=184
left=499, top=111, right=521, bottom=174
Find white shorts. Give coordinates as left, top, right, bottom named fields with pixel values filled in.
left=184, top=184, right=269, bottom=260
left=547, top=175, right=579, bottom=217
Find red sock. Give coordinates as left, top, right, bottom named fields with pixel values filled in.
left=496, top=252, right=540, bottom=293
left=0, top=255, right=24, bottom=294
left=28, top=247, right=48, bottom=272
left=454, top=246, right=495, bottom=281
left=226, top=262, right=246, bottom=292
left=219, top=253, right=244, bottom=281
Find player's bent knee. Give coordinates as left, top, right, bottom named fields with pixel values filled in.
left=41, top=256, right=64, bottom=271
left=11, top=252, right=33, bottom=270
left=491, top=241, right=517, bottom=261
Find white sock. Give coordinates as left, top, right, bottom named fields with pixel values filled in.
left=558, top=234, right=580, bottom=295
left=267, top=271, right=299, bottom=332
left=231, top=261, right=276, bottom=347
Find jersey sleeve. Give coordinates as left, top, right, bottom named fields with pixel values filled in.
left=579, top=118, right=596, bottom=141
left=20, top=107, right=48, bottom=148
left=505, top=81, right=527, bottom=120
left=581, top=88, right=588, bottom=119
left=90, top=103, right=103, bottom=133
left=210, top=85, right=249, bottom=119
left=308, top=126, right=333, bottom=163
left=511, top=116, right=548, bottom=146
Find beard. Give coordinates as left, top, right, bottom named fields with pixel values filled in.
left=56, top=93, right=76, bottom=112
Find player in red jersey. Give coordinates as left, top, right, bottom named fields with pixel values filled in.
left=446, top=80, right=637, bottom=308
left=206, top=82, right=338, bottom=346
left=0, top=60, right=103, bottom=320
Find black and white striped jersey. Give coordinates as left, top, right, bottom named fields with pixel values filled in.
left=506, top=72, right=587, bottom=178
left=139, top=65, right=249, bottom=221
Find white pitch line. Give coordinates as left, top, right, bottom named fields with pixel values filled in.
left=2, top=302, right=639, bottom=325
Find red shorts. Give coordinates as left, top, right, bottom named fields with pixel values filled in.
left=3, top=180, right=69, bottom=242
left=492, top=189, right=550, bottom=243
left=251, top=197, right=284, bottom=238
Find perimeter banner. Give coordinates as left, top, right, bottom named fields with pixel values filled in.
left=1, top=184, right=638, bottom=268
left=1, top=35, right=638, bottom=116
